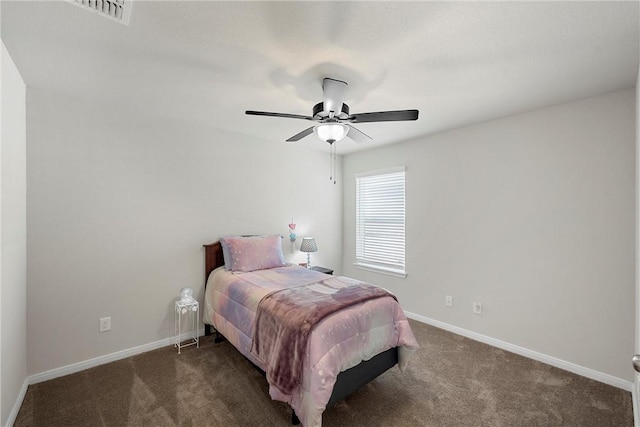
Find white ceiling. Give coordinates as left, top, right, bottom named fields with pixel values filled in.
left=2, top=1, right=639, bottom=154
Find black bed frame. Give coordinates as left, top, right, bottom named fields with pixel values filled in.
left=203, top=241, right=399, bottom=424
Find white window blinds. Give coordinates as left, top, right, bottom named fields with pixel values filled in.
left=355, top=167, right=406, bottom=276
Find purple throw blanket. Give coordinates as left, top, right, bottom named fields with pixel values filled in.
left=250, top=279, right=396, bottom=396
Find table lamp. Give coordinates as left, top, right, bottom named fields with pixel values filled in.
left=300, top=237, right=318, bottom=269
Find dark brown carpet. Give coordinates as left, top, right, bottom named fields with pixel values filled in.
left=14, top=319, right=633, bottom=426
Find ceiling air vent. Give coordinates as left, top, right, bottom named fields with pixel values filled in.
left=69, top=0, right=132, bottom=25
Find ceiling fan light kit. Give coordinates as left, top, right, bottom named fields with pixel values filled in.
left=314, top=123, right=349, bottom=144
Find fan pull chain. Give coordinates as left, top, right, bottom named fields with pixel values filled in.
left=329, top=143, right=332, bottom=182
left=333, top=143, right=337, bottom=184
left=329, top=142, right=337, bottom=184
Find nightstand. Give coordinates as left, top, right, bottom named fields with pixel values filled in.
left=311, top=266, right=333, bottom=275
left=174, top=299, right=199, bottom=354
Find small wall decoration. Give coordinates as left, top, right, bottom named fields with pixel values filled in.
left=288, top=218, right=297, bottom=251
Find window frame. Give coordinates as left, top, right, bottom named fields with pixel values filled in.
left=354, top=166, right=407, bottom=278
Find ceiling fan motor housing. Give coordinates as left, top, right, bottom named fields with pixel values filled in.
left=313, top=102, right=350, bottom=121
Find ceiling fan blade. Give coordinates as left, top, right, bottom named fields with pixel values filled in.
left=286, top=126, right=315, bottom=143
left=349, top=109, right=419, bottom=123
left=322, top=78, right=347, bottom=117
left=346, top=125, right=372, bottom=143
left=246, top=110, right=314, bottom=121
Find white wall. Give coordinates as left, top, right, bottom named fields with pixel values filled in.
left=1, top=41, right=27, bottom=426
left=343, top=89, right=636, bottom=382
left=634, top=66, right=639, bottom=412
left=26, top=88, right=342, bottom=375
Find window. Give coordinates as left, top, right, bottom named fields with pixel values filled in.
left=355, top=167, right=406, bottom=277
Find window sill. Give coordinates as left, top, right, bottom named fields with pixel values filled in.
left=353, top=263, right=407, bottom=278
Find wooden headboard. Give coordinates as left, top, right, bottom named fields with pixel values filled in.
left=203, top=241, right=224, bottom=337
left=203, top=241, right=224, bottom=284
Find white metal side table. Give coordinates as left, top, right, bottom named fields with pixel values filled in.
left=174, top=299, right=199, bottom=354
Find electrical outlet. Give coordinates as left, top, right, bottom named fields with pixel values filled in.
left=99, top=317, right=111, bottom=332
left=445, top=296, right=453, bottom=307
left=473, top=302, right=482, bottom=315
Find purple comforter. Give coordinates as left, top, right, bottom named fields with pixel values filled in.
left=251, top=280, right=396, bottom=395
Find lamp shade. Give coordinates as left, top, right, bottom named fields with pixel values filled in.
left=300, top=237, right=318, bottom=253
left=314, top=123, right=348, bottom=143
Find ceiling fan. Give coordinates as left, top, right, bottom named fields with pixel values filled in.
left=246, top=78, right=419, bottom=145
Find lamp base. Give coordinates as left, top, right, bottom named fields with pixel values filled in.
left=306, top=253, right=311, bottom=269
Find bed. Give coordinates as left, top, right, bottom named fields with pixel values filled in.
left=202, top=236, right=418, bottom=427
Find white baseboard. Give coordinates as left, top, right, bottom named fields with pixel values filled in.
left=4, top=379, right=28, bottom=427
left=405, top=311, right=632, bottom=392
left=633, top=374, right=639, bottom=427
left=28, top=328, right=205, bottom=385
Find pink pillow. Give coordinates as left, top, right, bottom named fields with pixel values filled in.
left=224, top=235, right=286, bottom=272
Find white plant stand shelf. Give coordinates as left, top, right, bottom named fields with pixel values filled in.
left=174, top=299, right=199, bottom=354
